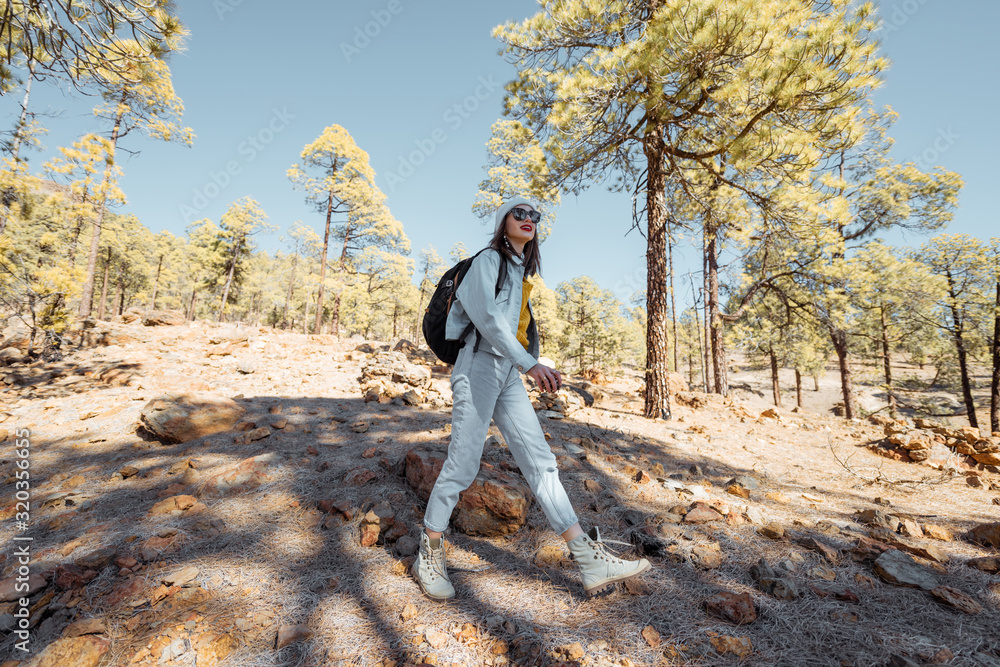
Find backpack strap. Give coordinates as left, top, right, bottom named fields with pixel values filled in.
left=472, top=250, right=509, bottom=353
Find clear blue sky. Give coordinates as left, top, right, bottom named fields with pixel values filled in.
left=14, top=0, right=999, bottom=310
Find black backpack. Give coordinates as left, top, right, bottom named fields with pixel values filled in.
left=422, top=247, right=508, bottom=364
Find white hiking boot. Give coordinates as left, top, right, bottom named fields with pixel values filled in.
left=411, top=532, right=455, bottom=601
left=567, top=527, right=651, bottom=596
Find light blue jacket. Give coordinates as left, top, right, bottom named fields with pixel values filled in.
left=445, top=248, right=539, bottom=374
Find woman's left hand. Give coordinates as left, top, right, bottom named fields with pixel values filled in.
left=526, top=363, right=562, bottom=393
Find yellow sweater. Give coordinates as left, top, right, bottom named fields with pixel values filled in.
left=516, top=279, right=533, bottom=350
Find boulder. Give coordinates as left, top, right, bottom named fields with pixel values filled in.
left=119, top=306, right=144, bottom=323
left=361, top=350, right=430, bottom=387
left=142, top=310, right=186, bottom=326
left=966, top=557, right=1000, bottom=573
left=750, top=559, right=798, bottom=600
left=404, top=446, right=529, bottom=536
left=704, top=591, right=757, bottom=625
left=683, top=502, right=724, bottom=524
left=0, top=573, right=46, bottom=601
left=930, top=586, right=983, bottom=614
left=967, top=522, right=1000, bottom=549
left=392, top=339, right=418, bottom=353
left=22, top=636, right=110, bottom=667
left=199, top=454, right=275, bottom=496
left=452, top=471, right=529, bottom=536
left=867, top=528, right=948, bottom=563
left=536, top=388, right=585, bottom=415
left=0, top=316, right=31, bottom=352
left=139, top=393, right=245, bottom=443
left=562, top=384, right=595, bottom=407
left=873, top=549, right=940, bottom=590
left=403, top=447, right=448, bottom=501
left=0, top=346, right=25, bottom=365
left=972, top=440, right=1000, bottom=465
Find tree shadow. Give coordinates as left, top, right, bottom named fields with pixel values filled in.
left=0, top=360, right=997, bottom=666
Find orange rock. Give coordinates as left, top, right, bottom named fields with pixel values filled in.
left=709, top=635, right=753, bottom=658
left=275, top=624, right=313, bottom=650
left=139, top=393, right=245, bottom=443
left=193, top=632, right=238, bottom=667
left=19, top=635, right=110, bottom=667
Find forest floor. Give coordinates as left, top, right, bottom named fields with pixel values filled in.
left=0, top=318, right=998, bottom=667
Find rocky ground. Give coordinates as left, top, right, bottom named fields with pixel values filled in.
left=0, top=315, right=998, bottom=667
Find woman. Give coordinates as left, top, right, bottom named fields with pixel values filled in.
left=412, top=197, right=651, bottom=600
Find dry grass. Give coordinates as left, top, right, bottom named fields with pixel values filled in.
left=0, top=323, right=997, bottom=666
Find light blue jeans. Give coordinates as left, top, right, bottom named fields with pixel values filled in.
left=423, top=341, right=579, bottom=535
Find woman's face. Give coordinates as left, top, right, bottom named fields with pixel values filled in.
left=505, top=204, right=537, bottom=245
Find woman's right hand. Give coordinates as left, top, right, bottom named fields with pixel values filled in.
left=526, top=363, right=562, bottom=393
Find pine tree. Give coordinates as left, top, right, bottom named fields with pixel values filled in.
left=189, top=198, right=275, bottom=323
left=78, top=45, right=193, bottom=318
left=494, top=0, right=886, bottom=419
left=988, top=238, right=1000, bottom=434
left=472, top=119, right=560, bottom=240
left=278, top=221, right=322, bottom=329
left=1, top=0, right=185, bottom=90
left=288, top=125, right=405, bottom=335
left=557, top=276, right=632, bottom=374
left=918, top=234, right=989, bottom=429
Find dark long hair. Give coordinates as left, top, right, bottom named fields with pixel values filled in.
left=488, top=211, right=542, bottom=277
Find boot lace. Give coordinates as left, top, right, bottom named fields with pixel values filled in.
left=423, top=541, right=447, bottom=580
left=587, top=529, right=632, bottom=565
left=591, top=536, right=631, bottom=564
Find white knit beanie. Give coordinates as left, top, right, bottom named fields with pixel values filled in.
left=494, top=197, right=538, bottom=234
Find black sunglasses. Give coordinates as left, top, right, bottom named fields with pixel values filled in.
left=509, top=207, right=541, bottom=224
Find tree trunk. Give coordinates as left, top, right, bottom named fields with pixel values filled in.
left=0, top=64, right=33, bottom=235
left=641, top=128, right=671, bottom=419
left=702, top=250, right=712, bottom=392
left=689, top=272, right=708, bottom=392
left=217, top=238, right=241, bottom=322
left=830, top=328, right=855, bottom=419
left=115, top=264, right=125, bottom=316
left=9, top=65, right=32, bottom=162
left=880, top=305, right=897, bottom=418
left=149, top=254, right=163, bottom=311
left=950, top=305, right=978, bottom=429
left=330, top=224, right=352, bottom=337
left=78, top=95, right=125, bottom=318
left=67, top=189, right=89, bottom=268
left=668, top=228, right=679, bottom=373
left=813, top=374, right=819, bottom=391
left=770, top=348, right=782, bottom=407
left=314, top=190, right=335, bottom=334
left=795, top=368, right=803, bottom=408
left=705, top=221, right=727, bottom=396
left=283, top=249, right=298, bottom=326
left=97, top=247, right=111, bottom=321
left=331, top=292, right=341, bottom=336
left=304, top=291, right=311, bottom=334
left=187, top=289, right=197, bottom=321
left=991, top=279, right=1000, bottom=434
left=688, top=351, right=695, bottom=389
left=946, top=271, right=978, bottom=428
